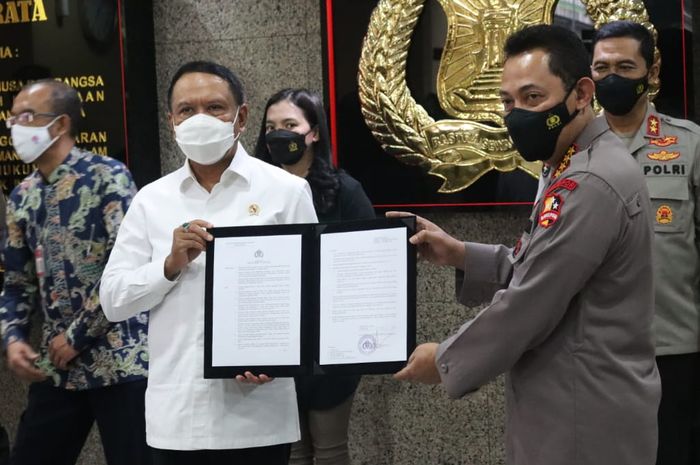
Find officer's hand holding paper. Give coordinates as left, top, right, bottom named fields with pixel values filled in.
left=385, top=211, right=463, bottom=384
left=385, top=211, right=465, bottom=269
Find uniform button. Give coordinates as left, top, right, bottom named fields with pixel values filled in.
left=440, top=363, right=448, bottom=373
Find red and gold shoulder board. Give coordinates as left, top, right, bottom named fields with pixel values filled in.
left=647, top=115, right=661, bottom=137
left=552, top=144, right=578, bottom=179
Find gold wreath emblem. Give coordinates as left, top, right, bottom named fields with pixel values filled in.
left=358, top=0, right=657, bottom=193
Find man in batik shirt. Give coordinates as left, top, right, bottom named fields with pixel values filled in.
left=0, top=79, right=150, bottom=465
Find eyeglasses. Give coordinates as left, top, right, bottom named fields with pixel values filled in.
left=5, top=111, right=60, bottom=129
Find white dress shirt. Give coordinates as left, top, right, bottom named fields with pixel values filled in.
left=100, top=145, right=318, bottom=450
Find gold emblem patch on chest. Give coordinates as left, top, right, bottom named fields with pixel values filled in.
left=647, top=150, right=680, bottom=162
left=656, top=205, right=673, bottom=224
left=649, top=136, right=678, bottom=147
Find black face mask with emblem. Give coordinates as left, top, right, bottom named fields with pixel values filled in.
left=265, top=129, right=309, bottom=165
left=504, top=88, right=579, bottom=162
left=595, top=73, right=649, bottom=116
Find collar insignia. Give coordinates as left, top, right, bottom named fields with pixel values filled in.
left=647, top=115, right=660, bottom=137
left=552, top=144, right=577, bottom=179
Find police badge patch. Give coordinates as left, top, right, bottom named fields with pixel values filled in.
left=539, top=194, right=563, bottom=228
left=656, top=205, right=673, bottom=224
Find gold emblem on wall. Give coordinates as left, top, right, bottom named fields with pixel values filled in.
left=358, top=0, right=657, bottom=192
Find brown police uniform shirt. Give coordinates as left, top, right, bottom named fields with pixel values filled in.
left=436, top=116, right=660, bottom=465
left=628, top=105, right=700, bottom=356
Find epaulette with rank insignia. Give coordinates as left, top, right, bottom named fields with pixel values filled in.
left=552, top=144, right=578, bottom=179
left=647, top=115, right=660, bottom=137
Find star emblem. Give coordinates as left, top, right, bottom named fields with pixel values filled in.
left=647, top=116, right=660, bottom=136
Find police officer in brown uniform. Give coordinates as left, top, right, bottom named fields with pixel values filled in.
left=592, top=20, right=700, bottom=465
left=389, top=25, right=660, bottom=465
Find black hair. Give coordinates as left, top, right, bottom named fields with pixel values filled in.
left=504, top=24, right=591, bottom=91
left=254, top=88, right=340, bottom=215
left=167, top=60, right=246, bottom=109
left=592, top=20, right=655, bottom=69
left=24, top=79, right=82, bottom=137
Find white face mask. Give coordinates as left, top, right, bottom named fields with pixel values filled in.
left=174, top=112, right=240, bottom=165
left=11, top=117, right=61, bottom=164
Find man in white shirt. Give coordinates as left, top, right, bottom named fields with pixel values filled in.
left=99, top=61, right=318, bottom=464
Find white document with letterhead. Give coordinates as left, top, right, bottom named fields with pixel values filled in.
left=204, top=218, right=415, bottom=378
left=318, top=227, right=408, bottom=365
left=210, top=234, right=302, bottom=367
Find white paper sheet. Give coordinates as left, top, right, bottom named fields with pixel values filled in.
left=211, top=234, right=302, bottom=367
left=319, top=227, right=407, bottom=365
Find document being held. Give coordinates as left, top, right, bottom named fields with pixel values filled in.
left=204, top=218, right=416, bottom=378
left=210, top=234, right=302, bottom=368
left=319, top=227, right=407, bottom=365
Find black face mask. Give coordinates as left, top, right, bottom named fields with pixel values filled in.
left=265, top=129, right=310, bottom=165
left=595, top=73, right=649, bottom=116
left=504, top=88, right=579, bottom=162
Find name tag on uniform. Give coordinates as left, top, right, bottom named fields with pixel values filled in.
left=641, top=162, right=686, bottom=177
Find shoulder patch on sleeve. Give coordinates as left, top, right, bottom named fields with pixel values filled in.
left=538, top=193, right=563, bottom=228
left=545, top=178, right=578, bottom=196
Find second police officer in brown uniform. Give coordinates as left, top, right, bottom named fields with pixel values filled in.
left=592, top=20, right=700, bottom=465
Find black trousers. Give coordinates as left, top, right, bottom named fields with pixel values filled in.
left=151, top=443, right=290, bottom=465
left=10, top=379, right=150, bottom=465
left=656, top=353, right=700, bottom=465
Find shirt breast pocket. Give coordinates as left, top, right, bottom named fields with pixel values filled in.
left=647, top=177, right=690, bottom=233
